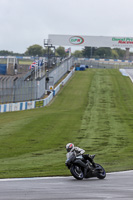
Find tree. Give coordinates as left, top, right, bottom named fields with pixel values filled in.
left=82, top=47, right=97, bottom=58
left=0, top=50, right=24, bottom=56
left=94, top=47, right=112, bottom=58
left=25, top=44, right=44, bottom=56
left=113, top=48, right=125, bottom=59
left=56, top=46, right=66, bottom=57
left=0, top=50, right=14, bottom=56
left=111, top=49, right=119, bottom=59
left=73, top=50, right=83, bottom=58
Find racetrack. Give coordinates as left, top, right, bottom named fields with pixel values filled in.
left=0, top=171, right=133, bottom=200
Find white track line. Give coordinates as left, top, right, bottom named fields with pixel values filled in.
left=0, top=170, right=133, bottom=182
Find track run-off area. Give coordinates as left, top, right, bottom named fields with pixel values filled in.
left=0, top=170, right=133, bottom=200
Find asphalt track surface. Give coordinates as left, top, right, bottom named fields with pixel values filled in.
left=0, top=171, right=133, bottom=200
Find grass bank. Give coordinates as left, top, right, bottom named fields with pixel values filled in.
left=0, top=69, right=133, bottom=178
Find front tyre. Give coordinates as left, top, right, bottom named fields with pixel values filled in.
left=70, top=165, right=84, bottom=180
left=95, top=164, right=106, bottom=179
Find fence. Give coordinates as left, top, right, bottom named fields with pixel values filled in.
left=53, top=67, right=75, bottom=96
left=46, top=57, right=74, bottom=90
left=75, top=58, right=133, bottom=69
left=0, top=91, right=53, bottom=112
left=0, top=76, right=45, bottom=103
left=0, top=68, right=75, bottom=113
left=0, top=57, right=74, bottom=104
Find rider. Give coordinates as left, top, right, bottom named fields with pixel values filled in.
left=66, top=143, right=95, bottom=177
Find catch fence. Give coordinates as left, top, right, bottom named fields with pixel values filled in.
left=0, top=76, right=40, bottom=103
left=76, top=58, right=133, bottom=69
left=0, top=57, right=74, bottom=104
left=46, top=57, right=74, bottom=90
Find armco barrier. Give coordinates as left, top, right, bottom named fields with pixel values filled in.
left=53, top=68, right=75, bottom=96
left=0, top=88, right=53, bottom=113
left=0, top=68, right=75, bottom=113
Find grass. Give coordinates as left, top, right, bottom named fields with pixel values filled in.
left=0, top=69, right=133, bottom=178
left=0, top=60, right=32, bottom=65
left=19, top=60, right=33, bottom=65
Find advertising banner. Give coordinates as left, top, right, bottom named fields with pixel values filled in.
left=35, top=100, right=44, bottom=108
left=27, top=101, right=34, bottom=110
left=49, top=34, right=133, bottom=48
left=13, top=103, right=20, bottom=111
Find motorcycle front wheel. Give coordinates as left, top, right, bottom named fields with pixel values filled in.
left=70, top=165, right=84, bottom=180
left=95, top=163, right=106, bottom=179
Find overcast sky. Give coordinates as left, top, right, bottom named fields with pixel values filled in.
left=0, top=0, right=133, bottom=53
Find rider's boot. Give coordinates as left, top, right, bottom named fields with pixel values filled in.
left=89, top=155, right=96, bottom=168
left=90, top=154, right=95, bottom=160
left=84, top=164, right=90, bottom=178
left=91, top=160, right=96, bottom=168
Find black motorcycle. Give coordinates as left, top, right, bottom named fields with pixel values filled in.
left=65, top=153, right=106, bottom=180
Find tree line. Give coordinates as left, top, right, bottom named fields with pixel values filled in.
left=0, top=45, right=67, bottom=57
left=74, top=47, right=132, bottom=60
left=0, top=44, right=132, bottom=60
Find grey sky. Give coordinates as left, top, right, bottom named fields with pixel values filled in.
left=0, top=0, right=133, bottom=53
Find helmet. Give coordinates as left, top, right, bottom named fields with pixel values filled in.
left=66, top=143, right=74, bottom=152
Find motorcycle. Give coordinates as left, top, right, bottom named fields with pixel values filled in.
left=65, top=153, right=106, bottom=180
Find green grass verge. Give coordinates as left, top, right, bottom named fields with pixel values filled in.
left=0, top=69, right=133, bottom=178
left=19, top=60, right=33, bottom=65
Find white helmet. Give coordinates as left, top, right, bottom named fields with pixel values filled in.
left=66, top=143, right=74, bottom=152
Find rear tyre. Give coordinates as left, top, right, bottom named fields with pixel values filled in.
left=95, top=164, right=106, bottom=179
left=70, top=165, right=84, bottom=180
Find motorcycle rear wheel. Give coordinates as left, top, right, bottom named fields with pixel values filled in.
left=70, top=165, right=84, bottom=180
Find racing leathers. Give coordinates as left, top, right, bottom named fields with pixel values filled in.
left=66, top=146, right=85, bottom=159
left=66, top=146, right=95, bottom=177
